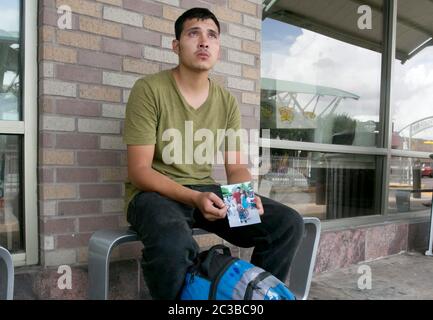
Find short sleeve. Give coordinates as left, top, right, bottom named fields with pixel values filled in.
left=123, top=79, right=158, bottom=145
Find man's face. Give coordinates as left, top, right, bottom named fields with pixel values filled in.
left=173, top=18, right=220, bottom=72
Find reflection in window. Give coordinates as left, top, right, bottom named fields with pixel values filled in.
left=0, top=0, right=21, bottom=121
left=258, top=149, right=380, bottom=220
left=0, top=135, right=22, bottom=252
left=261, top=19, right=382, bottom=146
left=391, top=0, right=433, bottom=152
left=389, top=157, right=433, bottom=214
left=392, top=46, right=433, bottom=152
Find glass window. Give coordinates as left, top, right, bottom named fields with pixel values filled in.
left=258, top=148, right=381, bottom=220
left=389, top=156, right=433, bottom=214
left=0, top=0, right=21, bottom=121
left=0, top=135, right=22, bottom=252
left=0, top=0, right=24, bottom=253
left=391, top=1, right=433, bottom=152
left=392, top=49, right=433, bottom=152
left=261, top=16, right=382, bottom=147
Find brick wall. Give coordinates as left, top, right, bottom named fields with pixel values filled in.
left=38, top=0, right=262, bottom=267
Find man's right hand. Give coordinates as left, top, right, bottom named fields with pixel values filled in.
left=193, top=192, right=227, bottom=221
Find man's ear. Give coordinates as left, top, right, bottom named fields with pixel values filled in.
left=172, top=39, right=179, bottom=55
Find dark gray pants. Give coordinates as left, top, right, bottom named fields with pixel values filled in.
left=127, top=184, right=304, bottom=300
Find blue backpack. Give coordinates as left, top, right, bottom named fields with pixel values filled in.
left=180, top=245, right=296, bottom=300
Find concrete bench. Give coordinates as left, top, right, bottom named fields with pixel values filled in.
left=0, top=246, right=14, bottom=300
left=88, top=217, right=321, bottom=300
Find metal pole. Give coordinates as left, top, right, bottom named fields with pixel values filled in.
left=426, top=154, right=433, bottom=256
left=379, top=0, right=398, bottom=216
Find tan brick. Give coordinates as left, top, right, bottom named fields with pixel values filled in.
left=42, top=114, right=76, bottom=132
left=243, top=14, right=261, bottom=29
left=228, top=49, right=255, bottom=65
left=229, top=24, right=255, bottom=40
left=243, top=66, right=259, bottom=79
left=77, top=247, right=88, bottom=263
left=123, top=58, right=159, bottom=75
left=210, top=74, right=225, bottom=87
left=155, top=0, right=179, bottom=6
left=220, top=34, right=242, bottom=50
left=44, top=249, right=77, bottom=266
left=120, top=152, right=127, bottom=166
left=161, top=35, right=173, bottom=49
left=56, top=0, right=102, bottom=18
left=43, top=45, right=77, bottom=63
left=228, top=77, right=255, bottom=91
left=214, top=6, right=242, bottom=24
left=242, top=40, right=260, bottom=55
left=103, top=6, right=142, bottom=27
left=78, top=119, right=120, bottom=134
left=41, top=26, right=55, bottom=42
left=229, top=0, right=257, bottom=15
left=100, top=167, right=127, bottom=182
left=42, top=62, right=54, bottom=78
left=43, top=235, right=55, bottom=250
left=79, top=16, right=121, bottom=38
left=162, top=6, right=184, bottom=21
left=100, top=136, right=126, bottom=150
left=40, top=200, right=57, bottom=216
left=102, top=103, right=125, bottom=119
left=41, top=184, right=77, bottom=200
left=96, top=0, right=122, bottom=6
left=143, top=46, right=177, bottom=64
left=143, top=16, right=173, bottom=35
left=242, top=92, right=260, bottom=105
left=102, top=199, right=124, bottom=213
left=41, top=97, right=55, bottom=113
left=80, top=85, right=121, bottom=102
left=43, top=150, right=74, bottom=165
left=123, top=89, right=131, bottom=103
left=43, top=80, right=77, bottom=98
left=102, top=72, right=139, bottom=88
left=57, top=30, right=101, bottom=50
left=214, top=61, right=241, bottom=77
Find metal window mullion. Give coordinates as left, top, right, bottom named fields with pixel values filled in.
left=390, top=149, right=433, bottom=159
left=22, top=0, right=38, bottom=265
left=379, top=0, right=398, bottom=216
left=0, top=121, right=25, bottom=134
left=259, top=138, right=388, bottom=156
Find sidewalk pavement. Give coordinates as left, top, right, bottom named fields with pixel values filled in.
left=308, top=251, right=433, bottom=300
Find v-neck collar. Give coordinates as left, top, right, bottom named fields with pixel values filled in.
left=168, top=69, right=212, bottom=115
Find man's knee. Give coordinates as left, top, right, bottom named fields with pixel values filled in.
left=151, top=222, right=197, bottom=255
left=269, top=204, right=304, bottom=243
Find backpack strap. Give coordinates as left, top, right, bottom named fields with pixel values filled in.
left=243, top=271, right=272, bottom=300
left=201, top=245, right=231, bottom=274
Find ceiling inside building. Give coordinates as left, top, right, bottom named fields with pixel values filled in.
left=262, top=0, right=433, bottom=63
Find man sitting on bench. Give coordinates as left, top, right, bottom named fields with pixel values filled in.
left=123, top=7, right=304, bottom=300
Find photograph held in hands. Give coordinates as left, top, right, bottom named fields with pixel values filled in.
left=221, top=181, right=261, bottom=228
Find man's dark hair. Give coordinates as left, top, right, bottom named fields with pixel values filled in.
left=175, top=7, right=220, bottom=40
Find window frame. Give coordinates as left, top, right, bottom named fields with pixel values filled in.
left=0, top=0, right=38, bottom=266
left=260, top=0, right=432, bottom=224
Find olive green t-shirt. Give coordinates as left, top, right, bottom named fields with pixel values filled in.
left=123, top=69, right=242, bottom=214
